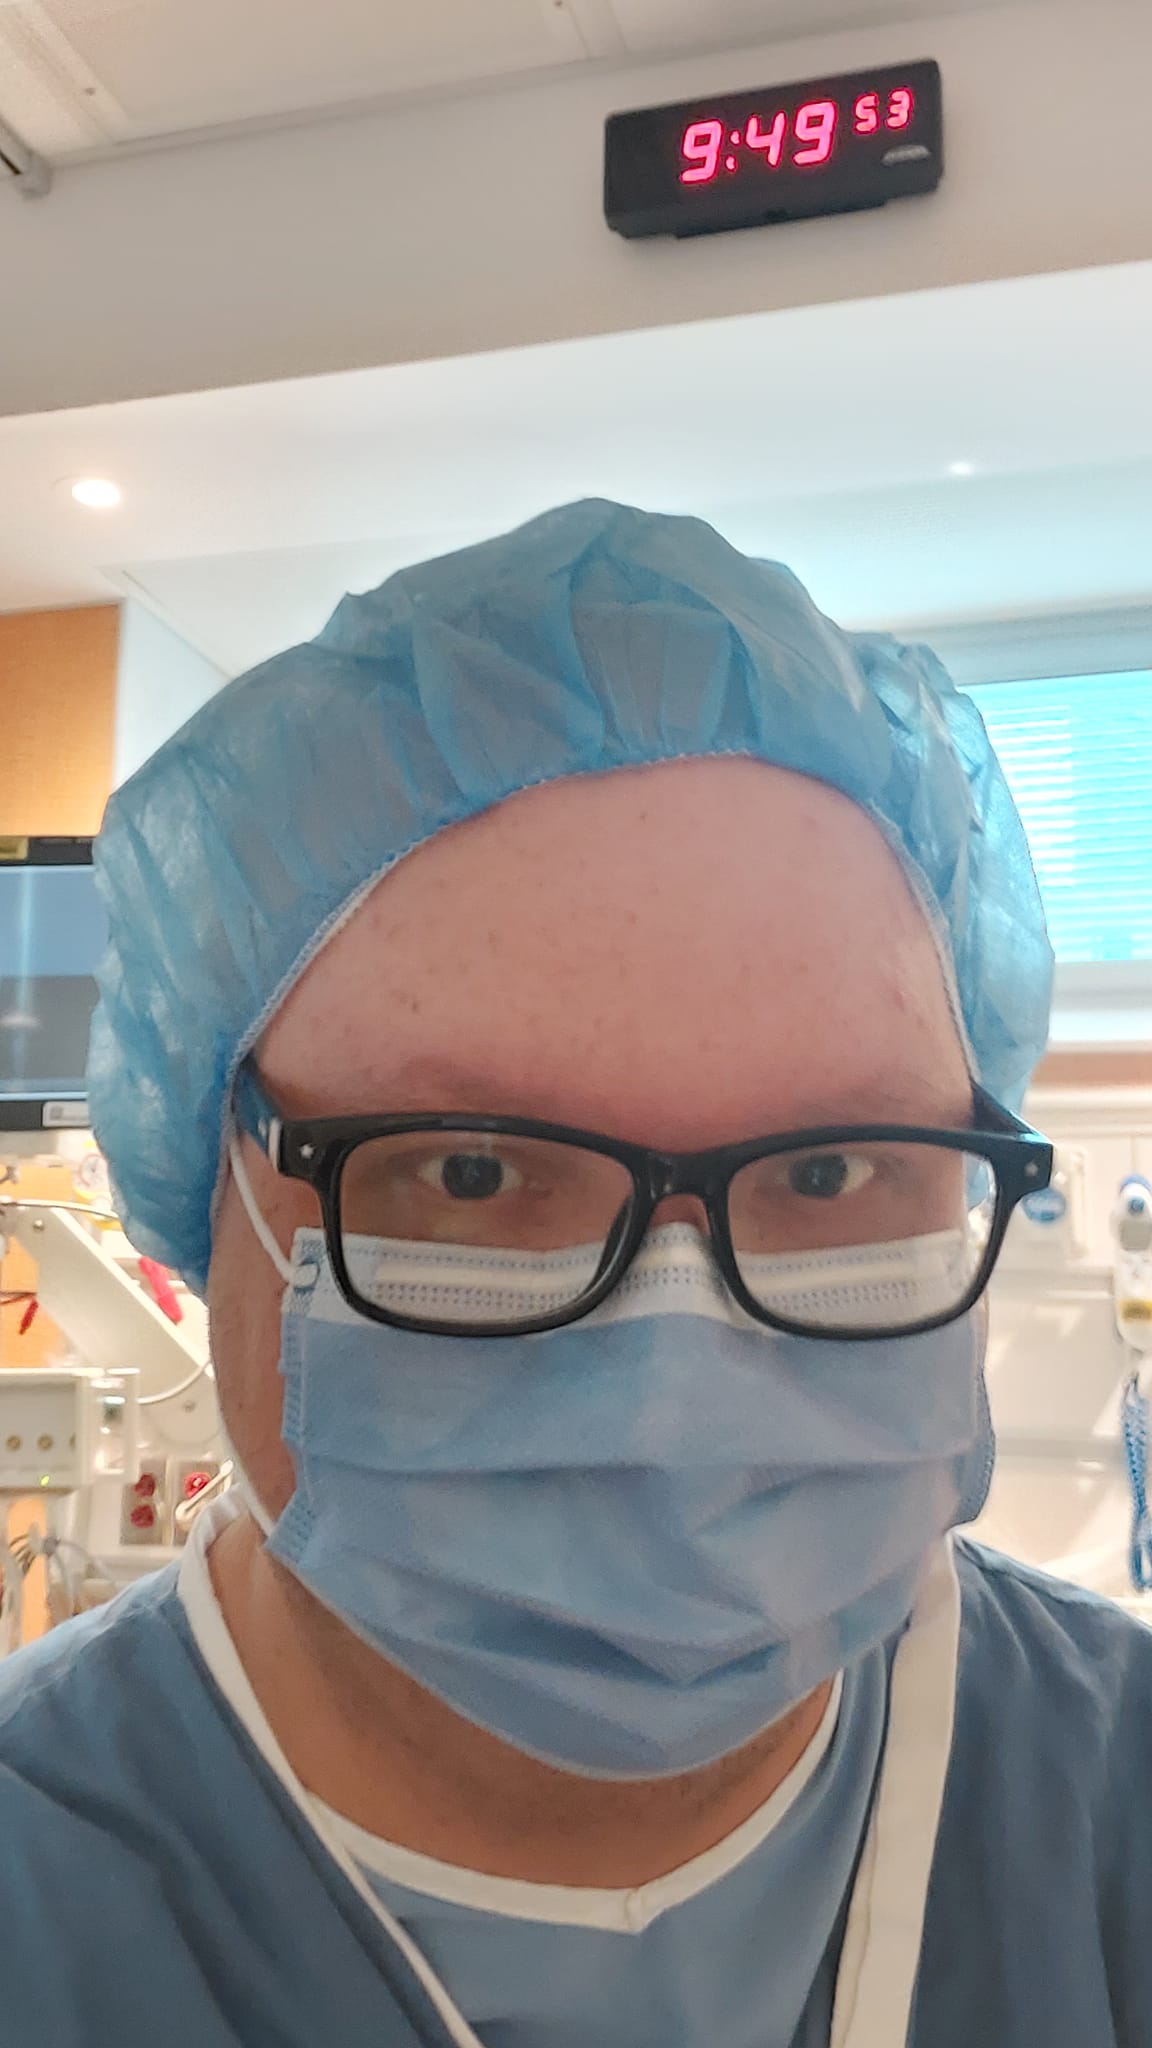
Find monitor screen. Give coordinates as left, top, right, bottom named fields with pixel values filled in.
left=0, top=854, right=108, bottom=1122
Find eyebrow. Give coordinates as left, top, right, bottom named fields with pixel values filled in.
left=364, top=1060, right=972, bottom=1131
left=382, top=1058, right=526, bottom=1110
left=812, top=1079, right=973, bottom=1125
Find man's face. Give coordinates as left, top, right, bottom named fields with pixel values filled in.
left=208, top=757, right=972, bottom=1511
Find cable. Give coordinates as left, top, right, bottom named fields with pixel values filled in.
left=138, top=1356, right=213, bottom=1407
left=1, top=1292, right=40, bottom=1338
left=0, top=1198, right=123, bottom=1224
left=50, top=1543, right=76, bottom=1621
left=0, top=1536, right=25, bottom=1656
left=1121, top=1368, right=1152, bottom=1593
left=9, top=1526, right=102, bottom=1625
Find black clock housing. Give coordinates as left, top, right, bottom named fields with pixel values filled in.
left=604, top=60, right=943, bottom=240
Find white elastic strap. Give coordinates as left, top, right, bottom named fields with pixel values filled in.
left=228, top=1136, right=294, bottom=1285
left=830, top=1540, right=961, bottom=2048
left=238, top=1471, right=277, bottom=1540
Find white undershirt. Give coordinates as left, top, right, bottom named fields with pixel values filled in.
left=311, top=1691, right=842, bottom=1932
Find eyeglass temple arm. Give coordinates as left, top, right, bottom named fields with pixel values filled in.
left=970, top=1082, right=1046, bottom=1143
left=232, top=1060, right=284, bottom=1169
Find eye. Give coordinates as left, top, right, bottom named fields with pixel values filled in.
left=786, top=1151, right=875, bottom=1201
left=417, top=1150, right=524, bottom=1201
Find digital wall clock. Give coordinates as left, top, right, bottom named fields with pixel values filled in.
left=605, top=60, right=942, bottom=239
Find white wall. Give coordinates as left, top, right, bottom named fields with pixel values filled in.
left=114, top=601, right=227, bottom=785
left=2, top=0, right=1150, bottom=417
left=979, top=1085, right=1152, bottom=1599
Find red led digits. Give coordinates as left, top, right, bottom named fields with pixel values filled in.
left=745, top=110, right=786, bottom=166
left=679, top=118, right=723, bottom=184
left=679, top=79, right=912, bottom=194
left=856, top=85, right=915, bottom=134
left=793, top=99, right=837, bottom=167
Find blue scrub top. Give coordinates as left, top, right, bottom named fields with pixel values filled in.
left=337, top=1633, right=889, bottom=2048
left=0, top=1540, right=1150, bottom=2046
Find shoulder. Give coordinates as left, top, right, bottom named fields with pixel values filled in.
left=915, top=1545, right=1152, bottom=2041
left=0, top=1576, right=438, bottom=2044
left=0, top=1565, right=233, bottom=1852
left=0, top=1566, right=184, bottom=1763
left=0, top=1575, right=253, bottom=2034
left=950, top=1535, right=1152, bottom=1811
left=954, top=1534, right=1152, bottom=1689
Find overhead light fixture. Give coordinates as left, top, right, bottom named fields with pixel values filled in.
left=70, top=477, right=122, bottom=509
left=946, top=460, right=977, bottom=479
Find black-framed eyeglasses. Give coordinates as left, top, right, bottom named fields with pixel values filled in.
left=233, top=1063, right=1052, bottom=1342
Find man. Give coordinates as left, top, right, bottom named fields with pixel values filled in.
left=1, top=500, right=1149, bottom=2045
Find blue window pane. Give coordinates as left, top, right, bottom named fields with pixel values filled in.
left=965, top=671, right=1152, bottom=965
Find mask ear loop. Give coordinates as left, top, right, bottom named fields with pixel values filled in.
left=227, top=1134, right=295, bottom=1286
left=237, top=1472, right=277, bottom=1539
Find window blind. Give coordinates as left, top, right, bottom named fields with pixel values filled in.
left=964, top=671, right=1152, bottom=965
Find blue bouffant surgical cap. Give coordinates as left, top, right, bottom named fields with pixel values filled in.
left=88, top=499, right=1053, bottom=1293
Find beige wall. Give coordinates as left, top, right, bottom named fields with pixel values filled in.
left=1036, top=1050, right=1152, bottom=1090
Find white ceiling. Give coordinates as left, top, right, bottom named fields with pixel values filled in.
left=118, top=462, right=1152, bottom=681
left=0, top=0, right=1046, bottom=156
left=1, top=260, right=1151, bottom=673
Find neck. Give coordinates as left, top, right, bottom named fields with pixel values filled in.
left=209, top=1511, right=833, bottom=1889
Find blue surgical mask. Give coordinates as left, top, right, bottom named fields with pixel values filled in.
left=246, top=1216, right=992, bottom=1780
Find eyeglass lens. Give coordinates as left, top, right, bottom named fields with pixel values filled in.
left=334, top=1131, right=996, bottom=1332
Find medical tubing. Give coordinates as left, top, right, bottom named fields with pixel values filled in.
left=0, top=1537, right=24, bottom=1655
left=1121, top=1370, right=1152, bottom=1593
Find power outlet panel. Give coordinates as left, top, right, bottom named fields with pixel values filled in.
left=120, top=1455, right=168, bottom=1545
left=0, top=1369, right=92, bottom=1493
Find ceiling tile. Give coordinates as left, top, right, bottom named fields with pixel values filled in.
left=0, top=0, right=126, bottom=151
left=610, top=0, right=1038, bottom=59
left=27, top=0, right=587, bottom=136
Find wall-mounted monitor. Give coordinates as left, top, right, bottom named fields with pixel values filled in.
left=0, top=837, right=107, bottom=1131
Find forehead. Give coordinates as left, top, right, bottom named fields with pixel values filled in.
left=260, top=759, right=969, bottom=1139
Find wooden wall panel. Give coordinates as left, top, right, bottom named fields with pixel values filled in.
left=1035, top=1049, right=1152, bottom=1089
left=0, top=606, right=120, bottom=835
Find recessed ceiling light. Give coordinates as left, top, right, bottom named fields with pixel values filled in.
left=947, top=460, right=977, bottom=479
left=70, top=477, right=122, bottom=509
